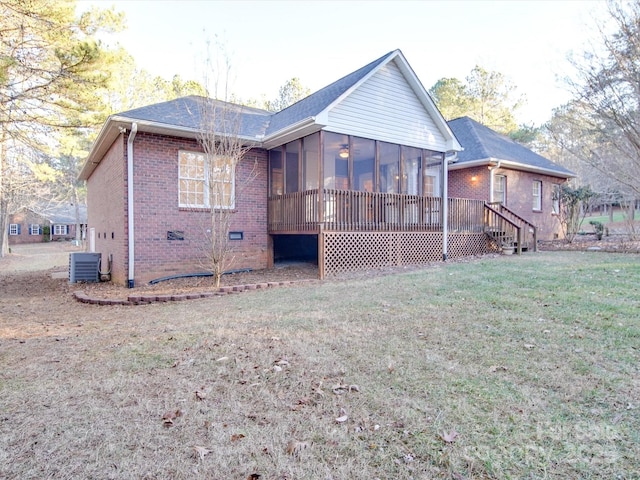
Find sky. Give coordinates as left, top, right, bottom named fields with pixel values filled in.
left=79, top=0, right=607, bottom=126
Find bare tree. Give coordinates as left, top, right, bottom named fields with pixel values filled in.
left=195, top=98, right=256, bottom=286
left=565, top=0, right=640, bottom=200
left=192, top=46, right=258, bottom=286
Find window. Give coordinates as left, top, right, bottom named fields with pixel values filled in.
left=53, top=224, right=68, bottom=235
left=494, top=175, right=506, bottom=204
left=552, top=184, right=560, bottom=214
left=29, top=224, right=41, bottom=235
left=179, top=150, right=208, bottom=207
left=9, top=224, right=20, bottom=235
left=179, top=150, right=235, bottom=209
left=532, top=180, right=542, bottom=211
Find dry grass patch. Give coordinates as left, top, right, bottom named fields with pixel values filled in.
left=1, top=251, right=639, bottom=479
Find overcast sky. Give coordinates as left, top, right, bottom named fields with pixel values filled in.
left=79, top=0, right=607, bottom=126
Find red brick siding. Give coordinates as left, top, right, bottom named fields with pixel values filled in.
left=129, top=132, right=268, bottom=285
left=448, top=167, right=565, bottom=241
left=448, top=166, right=489, bottom=201
left=7, top=210, right=46, bottom=245
left=86, top=135, right=128, bottom=284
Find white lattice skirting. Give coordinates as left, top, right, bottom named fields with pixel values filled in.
left=320, top=231, right=492, bottom=277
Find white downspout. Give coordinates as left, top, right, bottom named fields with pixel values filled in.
left=488, top=160, right=501, bottom=203
left=127, top=123, right=138, bottom=288
left=442, top=152, right=450, bottom=261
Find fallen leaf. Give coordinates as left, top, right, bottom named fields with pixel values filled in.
left=216, top=356, right=229, bottom=362
left=193, top=445, right=211, bottom=460
left=489, top=365, right=508, bottom=373
left=247, top=474, right=261, bottom=480
left=286, top=440, right=309, bottom=456
left=162, top=409, right=182, bottom=427
left=272, top=365, right=282, bottom=372
left=275, top=359, right=289, bottom=366
left=231, top=433, right=246, bottom=442
left=523, top=344, right=535, bottom=350
left=441, top=430, right=459, bottom=443
left=349, top=384, right=360, bottom=392
left=195, top=390, right=207, bottom=400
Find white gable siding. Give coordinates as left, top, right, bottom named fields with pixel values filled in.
left=325, top=61, right=448, bottom=152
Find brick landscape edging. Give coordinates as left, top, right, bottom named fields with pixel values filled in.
left=73, top=279, right=315, bottom=306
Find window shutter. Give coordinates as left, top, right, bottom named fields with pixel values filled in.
left=17, top=224, right=21, bottom=235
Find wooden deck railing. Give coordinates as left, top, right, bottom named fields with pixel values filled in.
left=268, top=190, right=487, bottom=233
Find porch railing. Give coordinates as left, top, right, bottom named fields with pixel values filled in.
left=268, top=189, right=487, bottom=233
left=485, top=202, right=538, bottom=252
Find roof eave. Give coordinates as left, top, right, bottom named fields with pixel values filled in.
left=262, top=117, right=324, bottom=149
left=448, top=157, right=576, bottom=178
left=79, top=115, right=263, bottom=181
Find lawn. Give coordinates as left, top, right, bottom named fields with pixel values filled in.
left=1, top=251, right=639, bottom=479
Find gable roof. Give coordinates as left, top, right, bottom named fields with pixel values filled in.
left=80, top=50, right=460, bottom=180
left=448, top=116, right=575, bottom=178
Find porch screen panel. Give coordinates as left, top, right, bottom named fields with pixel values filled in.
left=379, top=142, right=400, bottom=193
left=323, top=132, right=349, bottom=190
left=402, top=146, right=422, bottom=195
left=285, top=141, right=299, bottom=194
left=303, top=133, right=319, bottom=190
left=269, top=148, right=283, bottom=195
left=424, top=150, right=443, bottom=196
left=352, top=137, right=375, bottom=192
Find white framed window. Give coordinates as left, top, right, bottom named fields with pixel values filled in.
left=533, top=180, right=542, bottom=211
left=494, top=175, right=506, bottom=204
left=53, top=224, right=68, bottom=235
left=9, top=223, right=20, bottom=235
left=29, top=224, right=41, bottom=235
left=178, top=150, right=234, bottom=209
left=552, top=184, right=560, bottom=214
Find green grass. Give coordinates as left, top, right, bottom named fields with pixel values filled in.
left=583, top=210, right=640, bottom=226
left=1, top=251, right=639, bottom=479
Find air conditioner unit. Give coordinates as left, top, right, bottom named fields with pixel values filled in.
left=69, top=252, right=101, bottom=283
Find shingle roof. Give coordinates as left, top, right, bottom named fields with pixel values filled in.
left=117, top=96, right=272, bottom=139
left=113, top=50, right=398, bottom=141
left=266, top=51, right=396, bottom=135
left=448, top=116, right=574, bottom=177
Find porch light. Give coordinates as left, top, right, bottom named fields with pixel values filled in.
left=339, top=146, right=349, bottom=158
left=471, top=175, right=478, bottom=182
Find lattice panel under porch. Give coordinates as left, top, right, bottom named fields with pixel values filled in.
left=321, top=231, right=491, bottom=277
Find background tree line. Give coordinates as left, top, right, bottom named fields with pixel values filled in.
left=2, top=0, right=640, bottom=256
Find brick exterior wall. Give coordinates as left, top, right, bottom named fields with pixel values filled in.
left=448, top=166, right=565, bottom=241
left=86, top=135, right=128, bottom=283
left=87, top=131, right=269, bottom=286
left=7, top=210, right=46, bottom=244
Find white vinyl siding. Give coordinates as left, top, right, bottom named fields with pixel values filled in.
left=326, top=60, right=448, bottom=152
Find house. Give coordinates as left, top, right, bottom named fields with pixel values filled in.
left=8, top=204, right=87, bottom=245
left=80, top=50, right=561, bottom=287
left=447, top=117, right=575, bottom=241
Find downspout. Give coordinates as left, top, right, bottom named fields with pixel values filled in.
left=488, top=160, right=501, bottom=203
left=127, top=123, right=138, bottom=288
left=442, top=152, right=451, bottom=261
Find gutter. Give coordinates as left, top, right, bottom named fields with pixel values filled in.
left=127, top=123, right=138, bottom=288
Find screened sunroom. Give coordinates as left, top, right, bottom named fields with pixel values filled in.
left=266, top=131, right=474, bottom=234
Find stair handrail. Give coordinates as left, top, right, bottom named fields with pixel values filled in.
left=485, top=202, right=537, bottom=252
left=484, top=204, right=522, bottom=253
